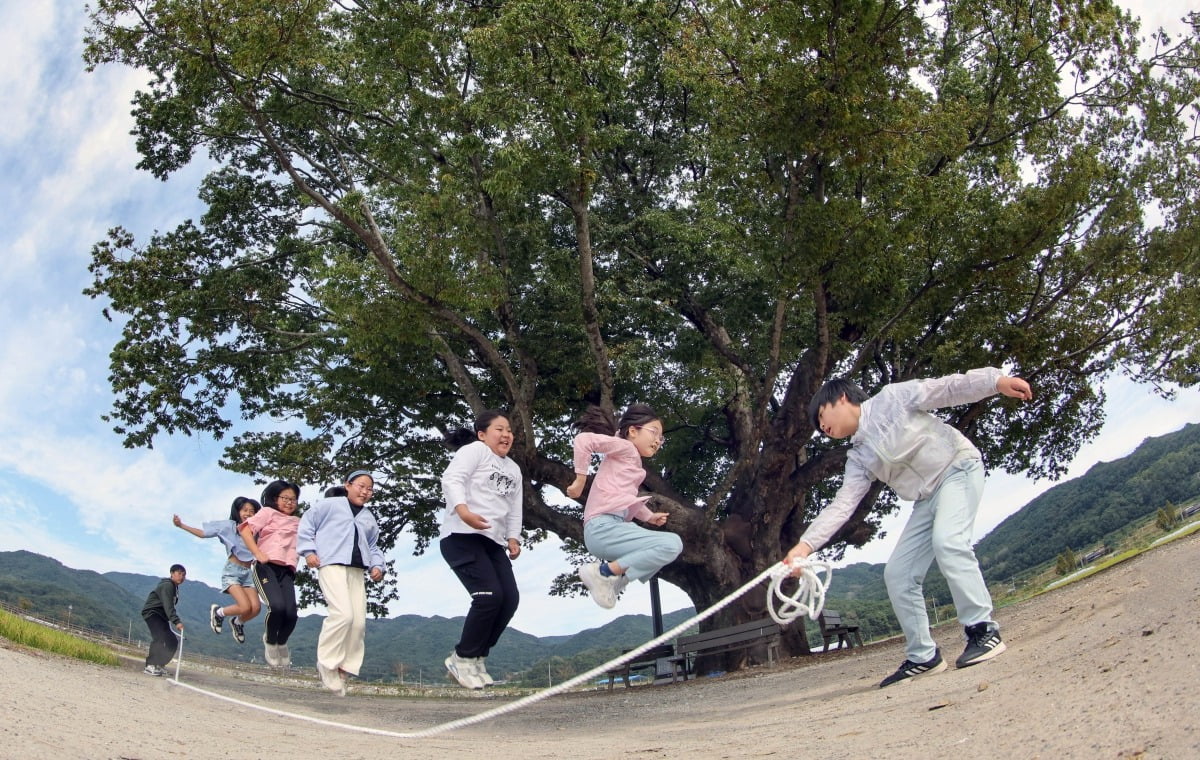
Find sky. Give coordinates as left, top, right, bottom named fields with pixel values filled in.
left=0, top=1, right=1195, bottom=637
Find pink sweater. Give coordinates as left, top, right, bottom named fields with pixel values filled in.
left=573, top=432, right=655, bottom=524
left=242, top=507, right=299, bottom=570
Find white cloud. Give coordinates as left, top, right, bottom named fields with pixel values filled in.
left=0, top=0, right=1195, bottom=638
left=0, top=2, right=59, bottom=145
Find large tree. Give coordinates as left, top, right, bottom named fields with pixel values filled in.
left=83, top=0, right=1199, bottom=653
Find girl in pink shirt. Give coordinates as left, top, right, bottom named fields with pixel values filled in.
left=240, top=479, right=301, bottom=668
left=567, top=404, right=682, bottom=609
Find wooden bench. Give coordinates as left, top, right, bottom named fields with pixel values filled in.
left=668, top=619, right=782, bottom=682
left=605, top=643, right=674, bottom=690
left=818, top=609, right=863, bottom=650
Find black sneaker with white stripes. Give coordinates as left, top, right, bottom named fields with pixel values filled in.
left=879, top=649, right=947, bottom=688
left=956, top=622, right=1006, bottom=668
left=229, top=617, right=245, bottom=644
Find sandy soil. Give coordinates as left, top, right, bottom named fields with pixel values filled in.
left=3, top=531, right=1198, bottom=760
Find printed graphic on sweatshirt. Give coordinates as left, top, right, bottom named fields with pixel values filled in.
left=488, top=467, right=519, bottom=496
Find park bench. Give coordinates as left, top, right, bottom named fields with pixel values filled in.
left=668, top=618, right=782, bottom=682
left=605, top=643, right=674, bottom=690
left=818, top=609, right=863, bottom=650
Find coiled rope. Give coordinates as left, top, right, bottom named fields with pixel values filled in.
left=167, top=558, right=831, bottom=739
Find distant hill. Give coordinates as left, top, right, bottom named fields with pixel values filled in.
left=4, top=424, right=1197, bottom=679
left=762, top=422, right=1200, bottom=642
left=975, top=421, right=1200, bottom=581
left=0, top=550, right=694, bottom=683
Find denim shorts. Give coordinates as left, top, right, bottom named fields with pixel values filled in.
left=220, top=559, right=255, bottom=590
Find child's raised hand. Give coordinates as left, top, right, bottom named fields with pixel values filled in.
left=172, top=514, right=182, bottom=527
left=997, top=376, right=1033, bottom=401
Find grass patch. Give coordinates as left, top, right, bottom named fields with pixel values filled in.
left=0, top=607, right=119, bottom=666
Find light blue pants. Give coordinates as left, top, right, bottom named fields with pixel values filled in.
left=584, top=513, right=683, bottom=582
left=884, top=458, right=995, bottom=663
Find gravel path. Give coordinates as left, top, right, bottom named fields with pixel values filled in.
left=4, top=531, right=1198, bottom=759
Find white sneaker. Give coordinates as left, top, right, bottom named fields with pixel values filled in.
left=262, top=634, right=280, bottom=667
left=473, top=657, right=494, bottom=687
left=143, top=664, right=162, bottom=676
left=276, top=643, right=291, bottom=667
left=614, top=574, right=631, bottom=596
left=317, top=662, right=345, bottom=695
left=445, top=651, right=484, bottom=689
left=579, top=562, right=618, bottom=609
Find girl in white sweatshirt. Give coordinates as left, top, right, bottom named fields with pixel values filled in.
left=439, top=409, right=523, bottom=689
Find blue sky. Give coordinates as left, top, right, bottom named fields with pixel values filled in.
left=1, top=1, right=1195, bottom=637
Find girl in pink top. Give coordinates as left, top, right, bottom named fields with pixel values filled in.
left=567, top=404, right=682, bottom=609
left=240, top=479, right=302, bottom=668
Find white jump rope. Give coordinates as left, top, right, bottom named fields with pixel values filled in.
left=168, top=558, right=832, bottom=739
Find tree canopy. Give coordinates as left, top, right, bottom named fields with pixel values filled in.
left=83, top=0, right=1200, bottom=644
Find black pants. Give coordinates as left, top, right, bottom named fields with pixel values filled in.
left=143, top=612, right=178, bottom=667
left=253, top=561, right=298, bottom=645
left=440, top=533, right=519, bottom=658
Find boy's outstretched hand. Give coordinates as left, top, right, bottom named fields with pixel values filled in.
left=997, top=376, right=1033, bottom=401
left=783, top=541, right=813, bottom=577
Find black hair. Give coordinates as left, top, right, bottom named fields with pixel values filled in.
left=575, top=403, right=660, bottom=439
left=444, top=409, right=511, bottom=451
left=808, top=378, right=870, bottom=429
left=170, top=564, right=186, bottom=575
left=324, top=485, right=348, bottom=498
left=228, top=496, right=262, bottom=523
left=260, top=479, right=301, bottom=510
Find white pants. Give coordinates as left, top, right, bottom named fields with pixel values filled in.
left=883, top=459, right=994, bottom=663
left=315, top=564, right=367, bottom=676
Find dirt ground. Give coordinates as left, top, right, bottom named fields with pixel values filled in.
left=3, top=531, right=1198, bottom=760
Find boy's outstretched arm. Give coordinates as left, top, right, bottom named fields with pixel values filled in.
left=997, top=375, right=1033, bottom=400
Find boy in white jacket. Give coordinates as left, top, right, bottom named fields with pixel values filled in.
left=785, top=368, right=1033, bottom=687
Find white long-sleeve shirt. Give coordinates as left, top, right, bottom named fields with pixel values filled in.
left=801, top=367, right=1003, bottom=552
left=439, top=440, right=523, bottom=546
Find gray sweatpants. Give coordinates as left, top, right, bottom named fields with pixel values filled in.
left=883, top=458, right=995, bottom=663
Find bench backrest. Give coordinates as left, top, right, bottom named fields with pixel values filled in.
left=820, top=610, right=844, bottom=628
left=676, top=619, right=781, bottom=654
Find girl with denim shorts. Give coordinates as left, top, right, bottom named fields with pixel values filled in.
left=173, top=496, right=262, bottom=643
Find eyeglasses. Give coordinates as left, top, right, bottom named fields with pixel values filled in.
left=277, top=496, right=298, bottom=504
left=638, top=427, right=666, bottom=444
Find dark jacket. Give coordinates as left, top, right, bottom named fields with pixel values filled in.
left=141, top=577, right=181, bottom=625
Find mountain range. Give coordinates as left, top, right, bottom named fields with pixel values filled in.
left=3, top=421, right=1197, bottom=682
left=0, top=548, right=695, bottom=684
